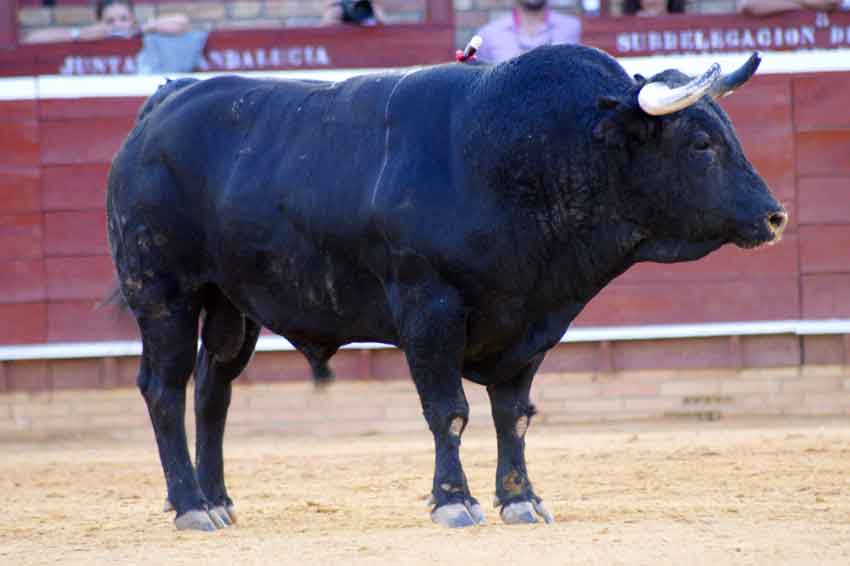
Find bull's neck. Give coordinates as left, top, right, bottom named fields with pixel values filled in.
left=462, top=64, right=646, bottom=307
left=527, top=211, right=643, bottom=311
left=507, top=141, right=643, bottom=308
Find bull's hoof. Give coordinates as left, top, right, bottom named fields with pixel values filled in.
left=467, top=501, right=485, bottom=524
left=209, top=505, right=236, bottom=526
left=501, top=501, right=538, bottom=524
left=168, top=498, right=236, bottom=527
left=499, top=500, right=555, bottom=525
left=174, top=510, right=223, bottom=531
left=431, top=503, right=482, bottom=528
left=532, top=500, right=555, bottom=524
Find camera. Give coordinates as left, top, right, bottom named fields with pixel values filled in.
left=340, top=0, right=376, bottom=25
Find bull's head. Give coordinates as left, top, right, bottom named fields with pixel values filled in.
left=594, top=53, right=787, bottom=262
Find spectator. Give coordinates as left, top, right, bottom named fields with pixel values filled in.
left=738, top=0, right=845, bottom=16
left=321, top=1, right=386, bottom=26
left=622, top=0, right=686, bottom=15
left=26, top=0, right=190, bottom=43
left=474, top=0, right=581, bottom=64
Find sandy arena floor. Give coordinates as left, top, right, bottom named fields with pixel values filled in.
left=1, top=418, right=849, bottom=565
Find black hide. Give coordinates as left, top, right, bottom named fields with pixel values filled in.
left=106, top=45, right=785, bottom=526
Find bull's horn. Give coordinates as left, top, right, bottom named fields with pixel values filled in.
left=708, top=52, right=761, bottom=99
left=637, top=63, right=721, bottom=116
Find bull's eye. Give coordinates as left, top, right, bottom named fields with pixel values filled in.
left=691, top=134, right=711, bottom=151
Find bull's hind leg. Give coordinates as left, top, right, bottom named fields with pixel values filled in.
left=487, top=354, right=554, bottom=525
left=395, top=278, right=483, bottom=528
left=135, top=299, right=221, bottom=531
left=193, top=291, right=261, bottom=527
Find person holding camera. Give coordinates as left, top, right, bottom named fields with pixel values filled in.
left=26, top=0, right=189, bottom=43
left=321, top=0, right=386, bottom=26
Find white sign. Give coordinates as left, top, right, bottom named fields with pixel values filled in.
left=615, top=26, right=820, bottom=53
left=58, top=45, right=331, bottom=76
left=198, top=46, right=331, bottom=71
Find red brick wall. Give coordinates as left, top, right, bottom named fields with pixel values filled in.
left=17, top=0, right=432, bottom=40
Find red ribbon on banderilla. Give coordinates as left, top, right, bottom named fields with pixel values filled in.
left=456, top=35, right=483, bottom=63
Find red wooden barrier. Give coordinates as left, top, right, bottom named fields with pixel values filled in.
left=0, top=0, right=16, bottom=50
left=3, top=0, right=454, bottom=76
left=0, top=25, right=455, bottom=76
left=1, top=69, right=849, bottom=346
left=8, top=9, right=850, bottom=77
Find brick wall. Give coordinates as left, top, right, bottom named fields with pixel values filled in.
left=18, top=0, right=428, bottom=40
left=17, top=0, right=742, bottom=48
left=2, top=363, right=849, bottom=438
left=2, top=332, right=849, bottom=436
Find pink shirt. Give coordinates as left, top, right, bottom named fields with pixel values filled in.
left=475, top=9, right=582, bottom=64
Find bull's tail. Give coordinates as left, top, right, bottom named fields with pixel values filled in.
left=136, top=77, right=200, bottom=122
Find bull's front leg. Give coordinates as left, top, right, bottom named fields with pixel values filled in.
left=397, top=286, right=484, bottom=528
left=487, top=354, right=554, bottom=525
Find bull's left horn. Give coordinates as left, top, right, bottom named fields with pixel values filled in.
left=637, top=63, right=721, bottom=116
left=708, top=52, right=761, bottom=99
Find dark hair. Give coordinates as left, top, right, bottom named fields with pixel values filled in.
left=339, top=0, right=376, bottom=24
left=622, top=0, right=685, bottom=14
left=95, top=0, right=134, bottom=20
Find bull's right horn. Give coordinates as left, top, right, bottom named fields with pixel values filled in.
left=637, top=63, right=721, bottom=116
left=708, top=52, right=761, bottom=99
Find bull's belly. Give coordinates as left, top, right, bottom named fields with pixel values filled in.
left=219, top=260, right=399, bottom=348
left=213, top=236, right=579, bottom=384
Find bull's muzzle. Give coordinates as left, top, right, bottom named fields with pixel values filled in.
left=767, top=210, right=789, bottom=240
left=735, top=208, right=788, bottom=249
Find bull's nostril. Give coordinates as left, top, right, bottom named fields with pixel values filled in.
left=768, top=211, right=788, bottom=232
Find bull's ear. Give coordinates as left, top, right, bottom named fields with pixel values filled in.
left=593, top=96, right=654, bottom=148
left=597, top=95, right=622, bottom=111
left=594, top=95, right=632, bottom=148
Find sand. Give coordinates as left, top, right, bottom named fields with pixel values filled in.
left=2, top=418, right=849, bottom=565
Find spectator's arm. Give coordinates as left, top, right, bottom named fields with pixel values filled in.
left=141, top=14, right=191, bottom=35
left=25, top=22, right=112, bottom=43
left=738, top=0, right=837, bottom=15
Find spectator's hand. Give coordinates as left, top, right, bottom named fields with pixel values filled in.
left=79, top=21, right=115, bottom=41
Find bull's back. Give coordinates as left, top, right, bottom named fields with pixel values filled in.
left=110, top=73, right=402, bottom=247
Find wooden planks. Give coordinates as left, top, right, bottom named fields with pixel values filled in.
left=0, top=69, right=847, bottom=359
left=793, top=72, right=850, bottom=322
left=798, top=177, right=850, bottom=225
left=0, top=96, right=131, bottom=344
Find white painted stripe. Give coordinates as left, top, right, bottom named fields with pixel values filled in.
left=0, top=319, right=847, bottom=361
left=37, top=74, right=169, bottom=100
left=0, top=340, right=144, bottom=360
left=617, top=49, right=850, bottom=78
left=1, top=49, right=848, bottom=101
left=35, top=68, right=392, bottom=100
left=0, top=77, right=37, bottom=101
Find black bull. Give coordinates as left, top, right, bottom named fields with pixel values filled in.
left=107, top=45, right=787, bottom=530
